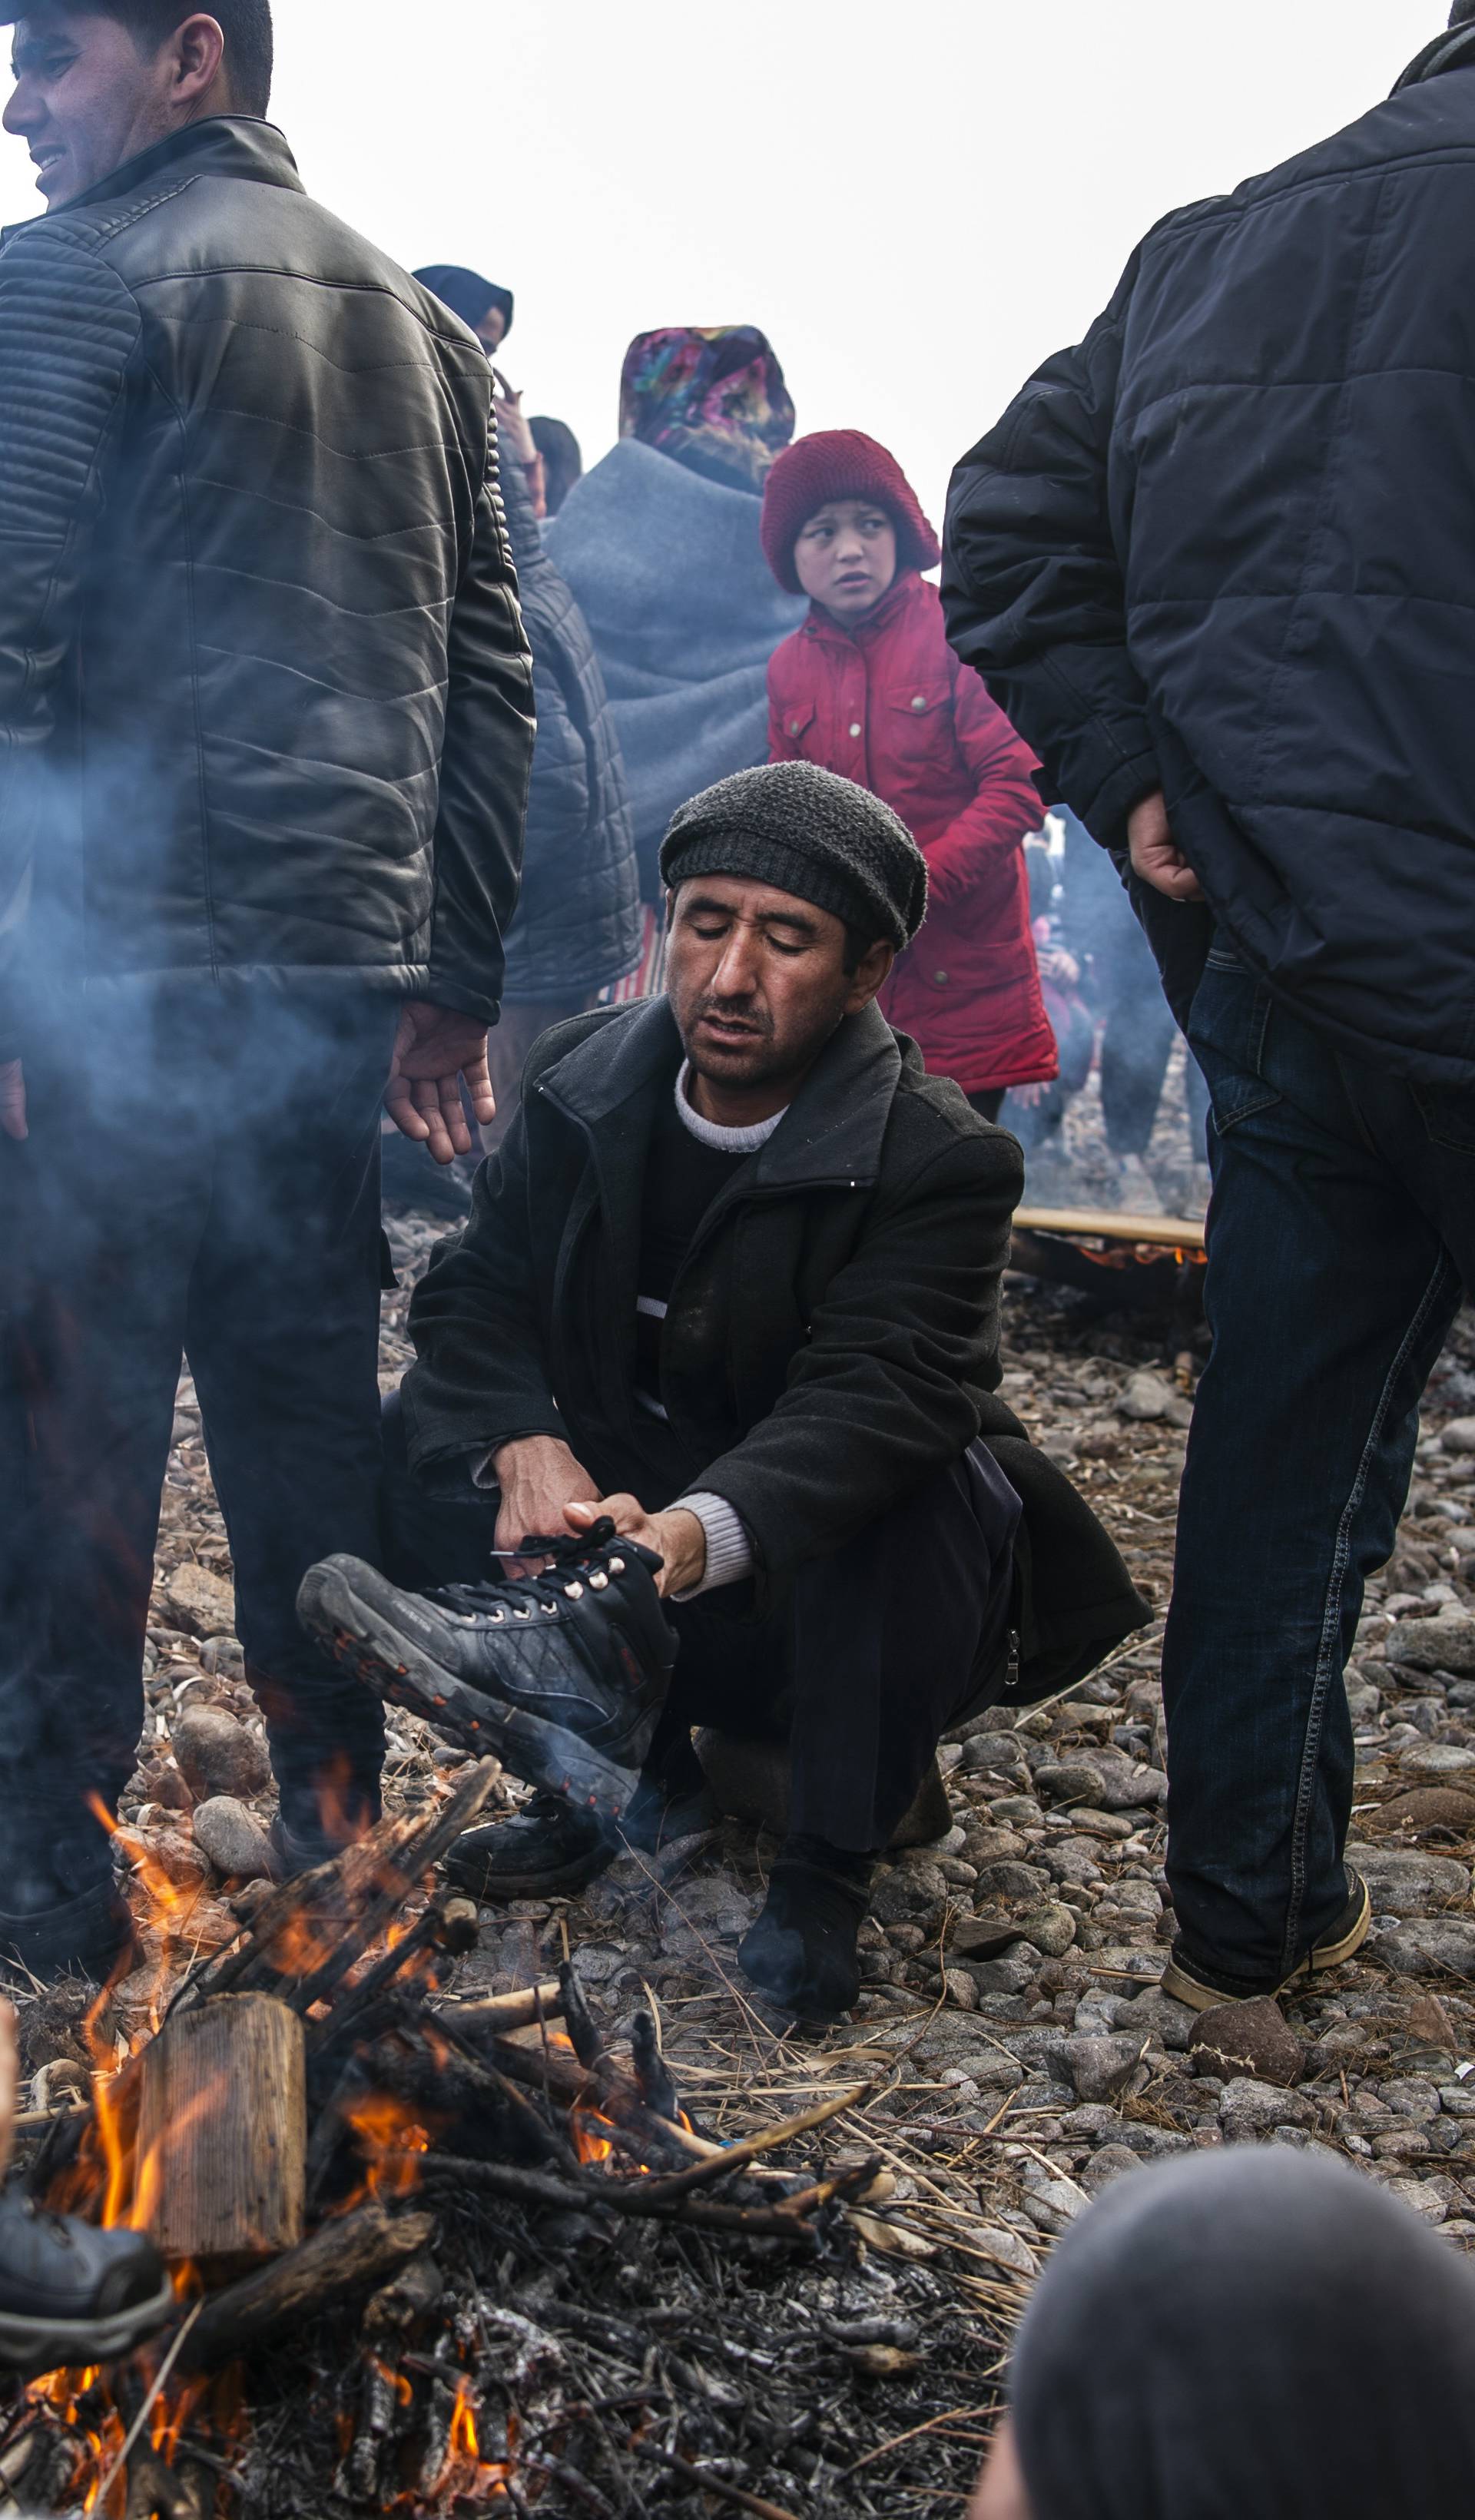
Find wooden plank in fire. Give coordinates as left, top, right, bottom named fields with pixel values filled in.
left=1014, top=1204, right=1205, bottom=1251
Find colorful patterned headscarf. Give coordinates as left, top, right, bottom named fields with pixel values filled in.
left=618, top=327, right=795, bottom=492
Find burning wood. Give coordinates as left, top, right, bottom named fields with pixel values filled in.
left=0, top=1760, right=911, bottom=2519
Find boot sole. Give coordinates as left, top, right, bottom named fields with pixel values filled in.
left=1160, top=1872, right=1373, bottom=2014
left=0, top=2273, right=177, bottom=2373
left=298, top=1560, right=644, bottom=1825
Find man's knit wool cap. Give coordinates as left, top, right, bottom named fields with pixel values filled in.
left=660, top=762, right=927, bottom=951
left=760, top=430, right=941, bottom=595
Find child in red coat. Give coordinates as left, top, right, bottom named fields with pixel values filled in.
left=761, top=431, right=1056, bottom=1116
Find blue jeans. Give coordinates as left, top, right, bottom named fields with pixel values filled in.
left=1165, top=956, right=1469, bottom=1990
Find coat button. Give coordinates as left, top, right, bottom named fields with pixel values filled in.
left=933, top=970, right=949, bottom=985
left=849, top=721, right=862, bottom=739
left=789, top=719, right=801, bottom=737
left=911, top=694, right=927, bottom=711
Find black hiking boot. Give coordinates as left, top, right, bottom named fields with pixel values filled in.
left=297, top=1520, right=679, bottom=1824
left=446, top=1796, right=612, bottom=1902
left=0, top=2189, right=173, bottom=2374
left=739, top=1835, right=876, bottom=2028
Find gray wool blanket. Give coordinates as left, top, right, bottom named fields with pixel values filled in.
left=546, top=437, right=805, bottom=898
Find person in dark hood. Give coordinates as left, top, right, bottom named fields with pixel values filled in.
left=970, top=2150, right=1475, bottom=2519
left=413, top=261, right=514, bottom=353
left=416, top=260, right=544, bottom=514
left=529, top=413, right=582, bottom=516
left=943, top=3, right=1475, bottom=2015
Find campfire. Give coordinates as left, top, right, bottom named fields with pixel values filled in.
left=0, top=1763, right=907, bottom=2520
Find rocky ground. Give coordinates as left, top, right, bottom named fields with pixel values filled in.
left=16, top=1172, right=1475, bottom=2510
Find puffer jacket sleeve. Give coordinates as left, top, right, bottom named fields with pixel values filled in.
left=0, top=227, right=141, bottom=1053
left=426, top=426, right=537, bottom=1024
left=942, top=249, right=1162, bottom=853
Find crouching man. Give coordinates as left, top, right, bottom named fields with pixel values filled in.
left=301, top=764, right=1146, bottom=2024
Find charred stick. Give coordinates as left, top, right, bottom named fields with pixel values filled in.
left=558, top=1960, right=608, bottom=2071
left=631, top=2082, right=872, bottom=2205
left=286, top=1762, right=501, bottom=2012
left=423, top=2154, right=821, bottom=2243
left=435, top=1980, right=565, bottom=2035
left=176, top=2203, right=436, bottom=2372
left=629, top=2009, right=681, bottom=2121
left=184, top=1820, right=421, bottom=2004
left=630, top=2441, right=805, bottom=2520
left=305, top=1897, right=478, bottom=2052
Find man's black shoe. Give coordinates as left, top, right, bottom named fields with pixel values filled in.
left=0, top=2189, right=174, bottom=2374
left=1161, top=1869, right=1373, bottom=2013
left=446, top=1796, right=613, bottom=1901
left=298, top=1520, right=679, bottom=1824
left=445, top=1751, right=720, bottom=1905
left=739, top=1836, right=875, bottom=2028
left=0, top=1878, right=135, bottom=1990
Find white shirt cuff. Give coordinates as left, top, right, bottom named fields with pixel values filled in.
left=669, top=1491, right=754, bottom=1600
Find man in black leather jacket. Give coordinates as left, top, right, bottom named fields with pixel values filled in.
left=0, top=2, right=535, bottom=1978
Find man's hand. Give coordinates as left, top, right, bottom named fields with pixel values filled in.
left=0, top=1060, right=26, bottom=1143
left=385, top=1001, right=496, bottom=1165
left=566, top=1494, right=707, bottom=1600
left=1129, top=790, right=1205, bottom=903
left=492, top=1435, right=600, bottom=1570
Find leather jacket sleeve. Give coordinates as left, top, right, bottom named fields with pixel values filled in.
left=942, top=250, right=1162, bottom=854
left=0, top=229, right=141, bottom=1053
left=426, top=429, right=536, bottom=1024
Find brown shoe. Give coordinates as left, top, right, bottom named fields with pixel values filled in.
left=1161, top=1871, right=1371, bottom=2013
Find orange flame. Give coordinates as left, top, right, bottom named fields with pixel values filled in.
left=342, top=2092, right=436, bottom=2203
left=434, top=2378, right=514, bottom=2505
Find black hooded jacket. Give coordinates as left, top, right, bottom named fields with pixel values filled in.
left=943, top=45, right=1475, bottom=1085
left=0, top=118, right=535, bottom=1052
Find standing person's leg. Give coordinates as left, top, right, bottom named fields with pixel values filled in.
left=1162, top=962, right=1460, bottom=2002
left=186, top=1000, right=395, bottom=1868
left=0, top=1014, right=206, bottom=1975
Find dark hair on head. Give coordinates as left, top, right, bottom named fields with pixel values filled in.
left=529, top=416, right=582, bottom=517
left=70, top=1, right=273, bottom=116
left=1452, top=1, right=1475, bottom=22
left=841, top=921, right=885, bottom=975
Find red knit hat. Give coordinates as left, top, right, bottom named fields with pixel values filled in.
left=760, top=429, right=941, bottom=594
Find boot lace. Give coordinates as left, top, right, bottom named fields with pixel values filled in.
left=423, top=1517, right=625, bottom=1622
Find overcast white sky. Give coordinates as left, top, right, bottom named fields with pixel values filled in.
left=0, top=0, right=1447, bottom=512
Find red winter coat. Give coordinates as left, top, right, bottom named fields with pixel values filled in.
left=767, top=571, right=1056, bottom=1096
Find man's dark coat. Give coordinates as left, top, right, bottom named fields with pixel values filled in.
left=0, top=116, right=534, bottom=1050
left=403, top=996, right=1147, bottom=1703
left=943, top=55, right=1475, bottom=1086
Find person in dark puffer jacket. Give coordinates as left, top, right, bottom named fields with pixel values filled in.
left=943, top=5, right=1475, bottom=2020
left=483, top=453, right=641, bottom=1140
left=0, top=0, right=534, bottom=1984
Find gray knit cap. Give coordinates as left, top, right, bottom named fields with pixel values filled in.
left=660, top=762, right=928, bottom=950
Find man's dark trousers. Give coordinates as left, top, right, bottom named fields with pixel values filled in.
left=0, top=986, right=393, bottom=1902
left=1166, top=953, right=1471, bottom=1991
left=381, top=1396, right=1022, bottom=1853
